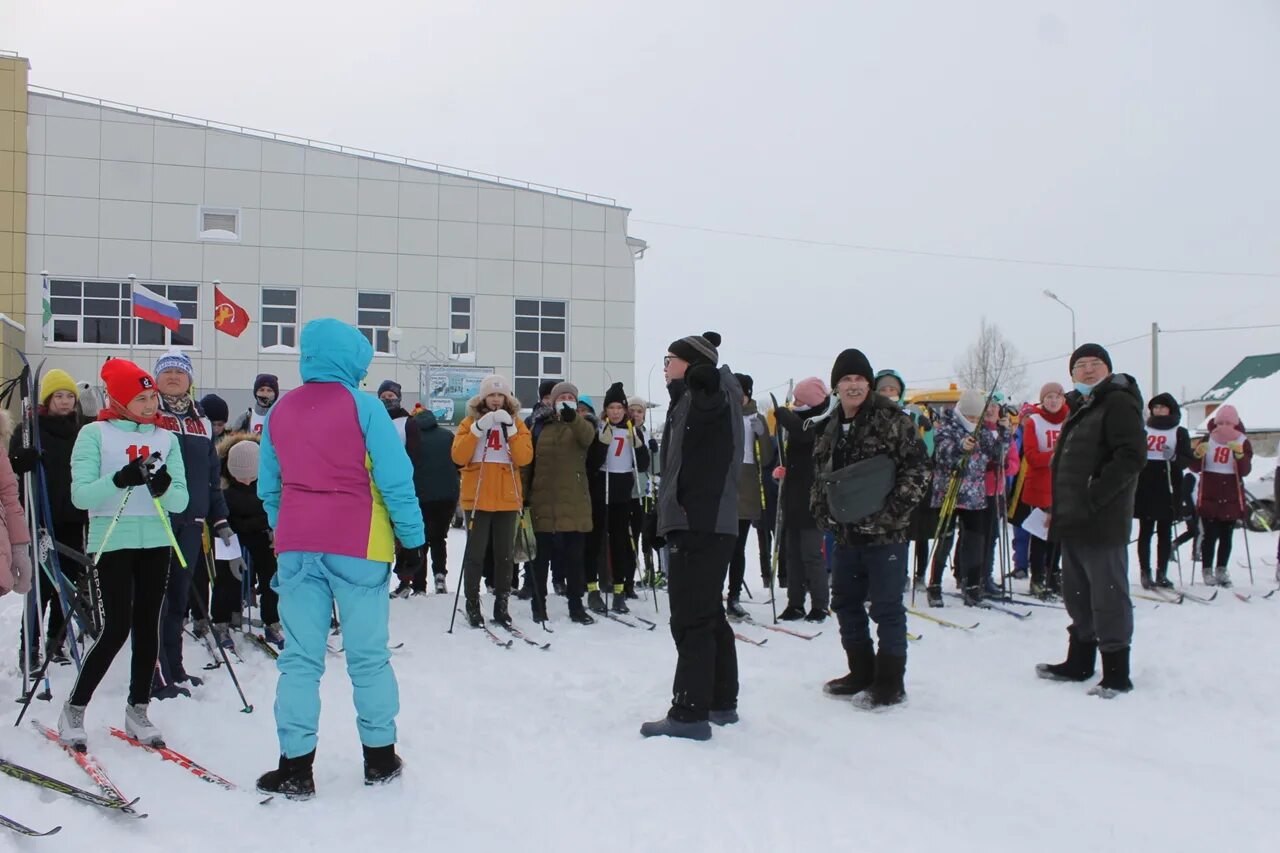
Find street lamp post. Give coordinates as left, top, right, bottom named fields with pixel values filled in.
left=1043, top=289, right=1077, bottom=351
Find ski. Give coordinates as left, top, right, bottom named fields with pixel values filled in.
left=1176, top=588, right=1218, bottom=604
left=456, top=611, right=513, bottom=648
left=1263, top=588, right=1278, bottom=600
left=30, top=721, right=145, bottom=816
left=734, top=632, right=767, bottom=647
left=944, top=593, right=1032, bottom=619
left=741, top=614, right=822, bottom=640
left=997, top=594, right=1065, bottom=610
left=0, top=812, right=61, bottom=837
left=243, top=633, right=280, bottom=660
left=495, top=622, right=550, bottom=650
left=185, top=625, right=223, bottom=670
left=335, top=642, right=405, bottom=653
left=0, top=757, right=143, bottom=813
left=604, top=612, right=656, bottom=631
left=1134, top=591, right=1183, bottom=605
left=907, top=608, right=979, bottom=630
left=1233, top=592, right=1252, bottom=603
left=629, top=613, right=660, bottom=630
left=908, top=632, right=923, bottom=642
left=108, top=727, right=237, bottom=791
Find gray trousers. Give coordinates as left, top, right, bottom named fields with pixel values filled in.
left=462, top=511, right=518, bottom=600
left=1060, top=539, right=1134, bottom=652
left=784, top=527, right=829, bottom=611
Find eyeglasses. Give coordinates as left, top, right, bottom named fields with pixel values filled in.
left=1072, top=358, right=1106, bottom=372
left=663, top=356, right=677, bottom=366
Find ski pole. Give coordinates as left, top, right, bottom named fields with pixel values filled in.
left=188, top=550, right=253, bottom=713
left=767, top=394, right=786, bottom=624
left=1234, top=460, right=1254, bottom=586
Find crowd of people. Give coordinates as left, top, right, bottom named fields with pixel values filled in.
left=0, top=319, right=1275, bottom=797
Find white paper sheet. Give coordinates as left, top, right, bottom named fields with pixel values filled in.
left=1021, top=507, right=1050, bottom=541
left=214, top=532, right=242, bottom=560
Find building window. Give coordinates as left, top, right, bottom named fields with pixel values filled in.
left=198, top=206, right=240, bottom=242
left=449, top=295, right=474, bottom=361
left=514, top=299, right=567, bottom=405
left=261, top=288, right=299, bottom=352
left=48, top=279, right=197, bottom=348
left=357, top=291, right=393, bottom=355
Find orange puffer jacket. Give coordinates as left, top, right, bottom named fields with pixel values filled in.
left=451, top=396, right=534, bottom=513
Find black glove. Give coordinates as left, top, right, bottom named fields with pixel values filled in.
left=112, top=457, right=149, bottom=488
left=687, top=363, right=721, bottom=395
left=558, top=403, right=577, bottom=422
left=399, top=546, right=423, bottom=572
left=8, top=447, right=41, bottom=475
left=146, top=465, right=172, bottom=498
left=648, top=437, right=659, bottom=454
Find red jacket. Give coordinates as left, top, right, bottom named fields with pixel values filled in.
left=1018, top=404, right=1069, bottom=509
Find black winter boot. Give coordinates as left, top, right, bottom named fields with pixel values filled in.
left=1087, top=647, right=1133, bottom=699
left=824, top=641, right=876, bottom=697
left=464, top=597, right=484, bottom=629
left=492, top=595, right=513, bottom=628
left=257, top=751, right=316, bottom=800
left=852, top=651, right=906, bottom=709
left=926, top=585, right=944, bottom=608
left=363, top=744, right=403, bottom=785
left=1155, top=567, right=1174, bottom=589
left=1139, top=567, right=1155, bottom=590
left=569, top=602, right=595, bottom=625
left=1036, top=629, right=1098, bottom=682
left=778, top=605, right=806, bottom=621
left=531, top=599, right=548, bottom=623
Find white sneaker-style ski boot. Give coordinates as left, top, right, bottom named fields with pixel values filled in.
left=58, top=702, right=88, bottom=752
left=125, top=703, right=165, bottom=747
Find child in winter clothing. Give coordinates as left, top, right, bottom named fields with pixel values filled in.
left=1189, top=404, right=1252, bottom=587
left=773, top=377, right=831, bottom=621
left=980, top=399, right=1020, bottom=594
left=589, top=383, right=650, bottom=614
left=233, top=374, right=279, bottom=435
left=60, top=358, right=189, bottom=751
left=211, top=434, right=281, bottom=648
left=627, top=396, right=661, bottom=592
left=450, top=375, right=533, bottom=628
left=1133, top=393, right=1194, bottom=589
left=256, top=319, right=424, bottom=798
left=0, top=412, right=33, bottom=598
left=1015, top=383, right=1070, bottom=598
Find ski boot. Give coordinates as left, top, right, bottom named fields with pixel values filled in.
left=569, top=604, right=596, bottom=625
left=390, top=580, right=412, bottom=600
left=1214, top=567, right=1232, bottom=588
left=553, top=580, right=567, bottom=596
left=192, top=619, right=212, bottom=639
left=926, top=585, right=944, bottom=608
left=725, top=598, right=748, bottom=621
left=464, top=597, right=485, bottom=629
left=639, top=716, right=712, bottom=741
left=962, top=586, right=982, bottom=607
left=531, top=600, right=548, bottom=624
left=492, top=595, right=513, bottom=628
left=264, top=622, right=286, bottom=650
left=257, top=751, right=316, bottom=801
left=824, top=641, right=875, bottom=696
left=1202, top=567, right=1217, bottom=586
left=212, top=623, right=237, bottom=653
left=805, top=608, right=827, bottom=623
left=777, top=605, right=806, bottom=621
left=515, top=579, right=534, bottom=601
left=1012, top=566, right=1029, bottom=581
left=434, top=574, right=447, bottom=594
left=125, top=703, right=165, bottom=747
left=1155, top=567, right=1175, bottom=589
left=612, top=586, right=630, bottom=614
left=586, top=589, right=607, bottom=614
left=58, top=702, right=88, bottom=752
left=363, top=744, right=403, bottom=786
left=1139, top=568, right=1155, bottom=590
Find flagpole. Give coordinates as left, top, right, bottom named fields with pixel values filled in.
left=212, top=279, right=219, bottom=394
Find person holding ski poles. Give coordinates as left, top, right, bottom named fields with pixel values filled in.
left=59, top=358, right=189, bottom=750
left=1133, top=393, right=1194, bottom=590
left=592, top=383, right=650, bottom=614
left=256, top=319, right=424, bottom=799
left=1038, top=344, right=1146, bottom=698
left=726, top=373, right=774, bottom=620
left=980, top=400, right=1019, bottom=596
left=451, top=375, right=533, bottom=629
left=1189, top=404, right=1253, bottom=588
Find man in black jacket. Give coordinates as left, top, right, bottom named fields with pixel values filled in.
left=642, top=331, right=743, bottom=741
left=1038, top=344, right=1146, bottom=698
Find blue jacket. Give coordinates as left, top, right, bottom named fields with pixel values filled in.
left=155, top=398, right=229, bottom=530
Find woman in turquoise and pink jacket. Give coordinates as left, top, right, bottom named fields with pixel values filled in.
left=256, top=318, right=425, bottom=800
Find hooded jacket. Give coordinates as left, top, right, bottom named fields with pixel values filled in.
left=930, top=408, right=1007, bottom=512
left=658, top=367, right=744, bottom=538
left=1048, top=373, right=1147, bottom=545
left=525, top=403, right=596, bottom=533
left=258, top=319, right=425, bottom=561
left=217, top=432, right=270, bottom=536
left=451, top=393, right=534, bottom=513
left=1133, top=393, right=1195, bottom=521
left=773, top=403, right=826, bottom=530
left=877, top=369, right=935, bottom=456
left=412, top=409, right=460, bottom=504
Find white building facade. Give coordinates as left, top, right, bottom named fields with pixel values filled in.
left=20, top=87, right=642, bottom=415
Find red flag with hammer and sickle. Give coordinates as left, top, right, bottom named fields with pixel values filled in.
left=213, top=285, right=250, bottom=338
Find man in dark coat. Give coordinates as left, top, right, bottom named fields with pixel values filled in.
left=1038, top=343, right=1146, bottom=698
left=412, top=407, right=460, bottom=594
left=642, top=332, right=743, bottom=741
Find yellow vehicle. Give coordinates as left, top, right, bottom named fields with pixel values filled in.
left=905, top=384, right=962, bottom=410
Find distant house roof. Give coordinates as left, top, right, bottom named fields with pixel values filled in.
left=1191, top=353, right=1280, bottom=403
left=1196, top=371, right=1280, bottom=433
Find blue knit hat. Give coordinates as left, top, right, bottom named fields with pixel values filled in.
left=155, top=349, right=193, bottom=380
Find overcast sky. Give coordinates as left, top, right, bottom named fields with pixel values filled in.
left=9, top=0, right=1279, bottom=409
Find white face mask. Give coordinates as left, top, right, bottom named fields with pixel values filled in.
left=1074, top=380, right=1102, bottom=397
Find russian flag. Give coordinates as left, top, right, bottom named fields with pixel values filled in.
left=132, top=283, right=182, bottom=332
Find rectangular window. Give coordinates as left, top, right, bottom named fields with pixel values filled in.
left=514, top=299, right=568, bottom=405
left=449, top=295, right=473, bottom=361
left=261, top=288, right=299, bottom=352
left=47, top=279, right=197, bottom=348
left=198, top=206, right=241, bottom=242
left=357, top=291, right=393, bottom=355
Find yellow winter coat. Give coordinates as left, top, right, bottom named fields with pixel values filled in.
left=451, top=395, right=533, bottom=513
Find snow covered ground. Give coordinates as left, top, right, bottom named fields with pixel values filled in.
left=1, top=528, right=1278, bottom=852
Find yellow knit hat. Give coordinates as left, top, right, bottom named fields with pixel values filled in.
left=39, top=369, right=78, bottom=405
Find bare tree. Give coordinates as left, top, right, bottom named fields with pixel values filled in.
left=954, top=318, right=1028, bottom=399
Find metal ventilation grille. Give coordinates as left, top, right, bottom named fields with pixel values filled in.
left=201, top=211, right=238, bottom=234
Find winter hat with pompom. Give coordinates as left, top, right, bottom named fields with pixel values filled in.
left=668, top=331, right=722, bottom=368
left=792, top=377, right=830, bottom=410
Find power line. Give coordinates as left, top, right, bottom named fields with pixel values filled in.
left=632, top=218, right=1280, bottom=279
left=1162, top=322, right=1280, bottom=334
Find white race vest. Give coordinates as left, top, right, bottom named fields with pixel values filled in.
left=1202, top=438, right=1239, bottom=475
left=90, top=422, right=171, bottom=518
left=601, top=425, right=636, bottom=474
left=392, top=415, right=408, bottom=444
left=1145, top=426, right=1178, bottom=462
left=249, top=410, right=267, bottom=436
left=471, top=424, right=512, bottom=465
left=1026, top=413, right=1062, bottom=454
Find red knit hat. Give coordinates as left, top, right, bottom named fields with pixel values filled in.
left=100, top=358, right=156, bottom=417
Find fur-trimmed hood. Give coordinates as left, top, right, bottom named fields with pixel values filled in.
left=217, top=431, right=261, bottom=488
left=466, top=393, right=521, bottom=421
left=0, top=409, right=13, bottom=447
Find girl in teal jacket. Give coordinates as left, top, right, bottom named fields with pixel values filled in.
left=59, top=358, right=188, bottom=752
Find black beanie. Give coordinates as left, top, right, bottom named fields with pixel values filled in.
left=199, top=394, right=228, bottom=422
left=734, top=373, right=754, bottom=399
left=1069, top=343, right=1112, bottom=373
left=538, top=379, right=556, bottom=399
left=377, top=380, right=402, bottom=398
left=253, top=373, right=280, bottom=396
left=668, top=331, right=722, bottom=367
left=830, top=349, right=874, bottom=389
left=603, top=382, right=627, bottom=408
